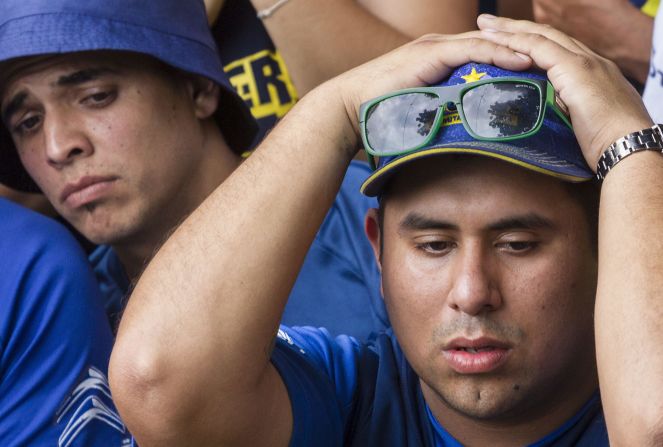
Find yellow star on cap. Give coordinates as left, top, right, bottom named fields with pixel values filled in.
left=461, top=67, right=487, bottom=83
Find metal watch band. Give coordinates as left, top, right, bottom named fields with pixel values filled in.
left=596, top=124, right=663, bottom=180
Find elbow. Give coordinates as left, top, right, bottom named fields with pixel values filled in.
left=607, top=406, right=663, bottom=447
left=109, top=341, right=191, bottom=445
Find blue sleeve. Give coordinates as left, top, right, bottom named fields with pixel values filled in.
left=89, top=244, right=130, bottom=330
left=271, top=326, right=364, bottom=446
left=0, top=200, right=131, bottom=446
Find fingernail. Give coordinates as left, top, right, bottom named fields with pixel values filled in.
left=515, top=52, right=530, bottom=60
left=480, top=13, right=496, bottom=19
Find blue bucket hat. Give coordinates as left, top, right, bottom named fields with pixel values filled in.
left=360, top=63, right=594, bottom=197
left=0, top=0, right=258, bottom=192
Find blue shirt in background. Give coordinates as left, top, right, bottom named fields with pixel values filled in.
left=0, top=199, right=131, bottom=446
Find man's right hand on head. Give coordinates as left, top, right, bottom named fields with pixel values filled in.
left=302, top=31, right=532, bottom=159
left=476, top=15, right=654, bottom=171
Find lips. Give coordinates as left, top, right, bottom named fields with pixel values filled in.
left=60, top=176, right=118, bottom=208
left=442, top=337, right=511, bottom=374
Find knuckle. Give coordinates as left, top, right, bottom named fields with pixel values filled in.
left=464, top=37, right=488, bottom=49
left=418, top=33, right=444, bottom=41
left=412, top=33, right=445, bottom=46
left=527, top=33, right=548, bottom=45
left=574, top=54, right=596, bottom=71
left=602, top=57, right=619, bottom=72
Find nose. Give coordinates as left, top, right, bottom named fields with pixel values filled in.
left=447, top=244, right=502, bottom=315
left=43, top=113, right=93, bottom=167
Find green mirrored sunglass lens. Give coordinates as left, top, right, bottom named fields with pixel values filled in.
left=366, top=92, right=439, bottom=154
left=462, top=82, right=541, bottom=138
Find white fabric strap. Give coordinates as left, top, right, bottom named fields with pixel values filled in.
left=256, top=0, right=292, bottom=19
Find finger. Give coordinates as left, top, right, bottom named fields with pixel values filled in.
left=400, top=35, right=533, bottom=86
left=477, top=29, right=601, bottom=78
left=480, top=14, right=601, bottom=57
left=477, top=15, right=589, bottom=55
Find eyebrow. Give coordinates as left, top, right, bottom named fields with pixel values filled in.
left=56, top=67, right=118, bottom=86
left=400, top=213, right=459, bottom=232
left=486, top=214, right=556, bottom=232
left=399, top=211, right=555, bottom=233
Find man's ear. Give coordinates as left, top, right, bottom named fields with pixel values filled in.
left=365, top=208, right=382, bottom=272
left=187, top=76, right=221, bottom=120
left=365, top=208, right=386, bottom=298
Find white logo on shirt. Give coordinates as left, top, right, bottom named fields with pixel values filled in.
left=56, top=366, right=127, bottom=447
left=277, top=328, right=306, bottom=354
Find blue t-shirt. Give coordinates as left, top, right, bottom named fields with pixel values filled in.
left=272, top=326, right=609, bottom=447
left=0, top=199, right=131, bottom=446
left=92, top=161, right=388, bottom=340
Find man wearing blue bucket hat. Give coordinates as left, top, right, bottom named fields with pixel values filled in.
left=111, top=15, right=663, bottom=447
left=0, top=0, right=387, bottom=340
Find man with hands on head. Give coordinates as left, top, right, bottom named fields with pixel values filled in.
left=110, top=16, right=663, bottom=447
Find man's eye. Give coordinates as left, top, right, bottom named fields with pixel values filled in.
left=416, top=240, right=455, bottom=254
left=498, top=241, right=538, bottom=252
left=14, top=115, right=42, bottom=134
left=82, top=90, right=116, bottom=106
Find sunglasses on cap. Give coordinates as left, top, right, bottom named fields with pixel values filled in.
left=359, top=77, right=572, bottom=169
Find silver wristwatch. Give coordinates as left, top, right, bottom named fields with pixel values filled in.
left=596, top=124, right=663, bottom=180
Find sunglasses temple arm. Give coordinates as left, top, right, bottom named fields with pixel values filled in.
left=546, top=85, right=573, bottom=130
left=551, top=104, right=573, bottom=130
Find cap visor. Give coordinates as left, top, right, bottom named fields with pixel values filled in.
left=361, top=145, right=594, bottom=197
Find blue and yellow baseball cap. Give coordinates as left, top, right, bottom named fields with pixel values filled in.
left=360, top=63, right=594, bottom=197
left=0, top=0, right=258, bottom=192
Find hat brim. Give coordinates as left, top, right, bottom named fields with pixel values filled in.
left=360, top=144, right=594, bottom=197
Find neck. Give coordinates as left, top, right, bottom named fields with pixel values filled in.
left=421, top=369, right=599, bottom=446
left=113, top=243, right=152, bottom=281
left=114, top=125, right=242, bottom=282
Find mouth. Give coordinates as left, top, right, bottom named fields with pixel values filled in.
left=442, top=337, right=512, bottom=374
left=60, top=176, right=118, bottom=209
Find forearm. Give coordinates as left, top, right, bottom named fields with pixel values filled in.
left=204, top=0, right=225, bottom=24
left=110, top=83, right=356, bottom=445
left=357, top=0, right=478, bottom=38
left=251, top=0, right=409, bottom=94
left=596, top=149, right=663, bottom=446
left=498, top=0, right=534, bottom=20
left=533, top=0, right=653, bottom=84
left=602, top=4, right=653, bottom=84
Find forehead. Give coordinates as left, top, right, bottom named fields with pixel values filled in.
left=383, top=156, right=577, bottom=223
